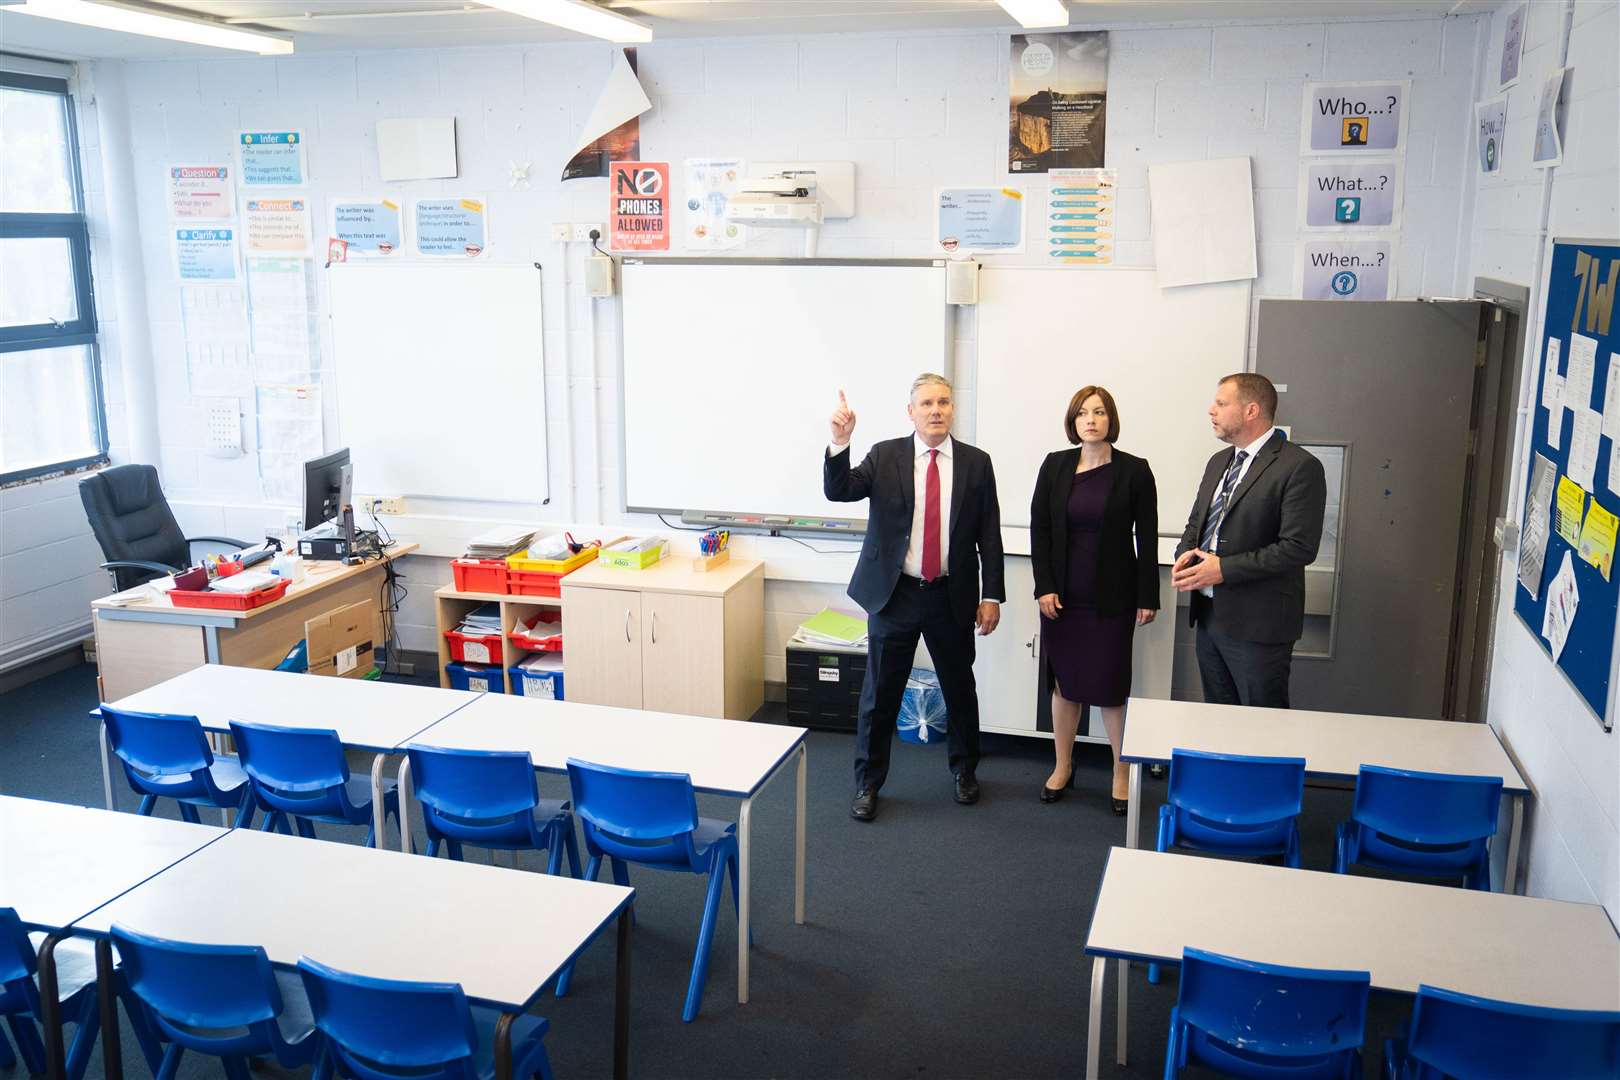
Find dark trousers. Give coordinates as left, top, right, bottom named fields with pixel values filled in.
left=854, top=580, right=980, bottom=791
left=1195, top=620, right=1294, bottom=708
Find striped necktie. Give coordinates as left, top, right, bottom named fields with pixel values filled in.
left=1199, top=449, right=1249, bottom=552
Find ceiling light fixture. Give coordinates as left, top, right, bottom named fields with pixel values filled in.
left=478, top=0, right=652, bottom=43
left=9, top=0, right=293, bottom=54
left=996, top=0, right=1070, bottom=30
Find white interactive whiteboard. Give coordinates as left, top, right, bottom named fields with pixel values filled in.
left=619, top=259, right=948, bottom=521
left=328, top=262, right=547, bottom=504
left=976, top=267, right=1250, bottom=552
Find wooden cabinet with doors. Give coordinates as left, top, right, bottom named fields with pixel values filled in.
left=561, top=558, right=764, bottom=720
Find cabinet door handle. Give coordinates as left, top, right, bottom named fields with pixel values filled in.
left=624, top=609, right=632, bottom=643
left=651, top=610, right=658, bottom=644
left=1026, top=633, right=1039, bottom=660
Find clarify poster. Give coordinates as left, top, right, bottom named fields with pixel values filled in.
left=174, top=228, right=238, bottom=281
left=1008, top=31, right=1108, bottom=174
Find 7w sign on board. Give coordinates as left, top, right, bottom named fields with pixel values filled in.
left=610, top=161, right=669, bottom=252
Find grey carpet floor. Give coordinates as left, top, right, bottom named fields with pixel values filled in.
left=0, top=662, right=1421, bottom=1079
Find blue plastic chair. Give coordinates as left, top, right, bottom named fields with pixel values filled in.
left=109, top=923, right=319, bottom=1080
left=1151, top=749, right=1307, bottom=983
left=560, top=757, right=740, bottom=1023
left=99, top=705, right=253, bottom=825
left=1334, top=766, right=1503, bottom=891
left=230, top=721, right=400, bottom=847
left=298, top=955, right=554, bottom=1080
left=406, top=745, right=581, bottom=877
left=1164, top=946, right=1370, bottom=1080
left=0, top=909, right=161, bottom=1080
left=1383, top=983, right=1620, bottom=1080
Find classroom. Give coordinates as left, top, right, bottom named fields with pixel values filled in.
left=0, top=0, right=1616, bottom=1077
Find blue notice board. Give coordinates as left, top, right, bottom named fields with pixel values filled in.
left=1514, top=238, right=1620, bottom=728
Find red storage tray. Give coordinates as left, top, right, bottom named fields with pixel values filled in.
left=508, top=568, right=567, bottom=597
left=451, top=558, right=509, bottom=594
left=444, top=629, right=504, bottom=665
left=509, top=611, right=562, bottom=651
left=169, top=579, right=290, bottom=611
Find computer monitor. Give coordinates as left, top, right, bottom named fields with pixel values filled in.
left=302, top=448, right=352, bottom=531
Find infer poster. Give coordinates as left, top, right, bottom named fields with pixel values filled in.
left=609, top=161, right=669, bottom=253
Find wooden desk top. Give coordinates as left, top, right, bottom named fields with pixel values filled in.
left=1087, top=848, right=1620, bottom=1011
left=1121, top=697, right=1530, bottom=794
left=563, top=555, right=762, bottom=596
left=0, top=796, right=224, bottom=931
left=76, top=828, right=633, bottom=1010
left=92, top=543, right=418, bottom=622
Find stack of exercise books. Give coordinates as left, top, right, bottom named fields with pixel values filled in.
left=791, top=608, right=868, bottom=651
left=463, top=526, right=534, bottom=559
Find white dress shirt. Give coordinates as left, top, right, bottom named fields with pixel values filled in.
left=828, top=435, right=1002, bottom=602
left=1203, top=426, right=1277, bottom=598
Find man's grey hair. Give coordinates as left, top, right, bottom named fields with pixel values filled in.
left=910, top=372, right=953, bottom=401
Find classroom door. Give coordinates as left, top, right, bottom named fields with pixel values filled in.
left=1256, top=299, right=1486, bottom=719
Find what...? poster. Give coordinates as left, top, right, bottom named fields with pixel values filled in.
left=1008, top=31, right=1108, bottom=174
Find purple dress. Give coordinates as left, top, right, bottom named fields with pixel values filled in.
left=1041, top=462, right=1135, bottom=707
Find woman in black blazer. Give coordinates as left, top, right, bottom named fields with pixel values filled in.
left=1030, top=386, right=1160, bottom=812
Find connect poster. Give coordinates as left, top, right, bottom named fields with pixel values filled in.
left=1008, top=31, right=1108, bottom=174
left=239, top=131, right=305, bottom=186
left=415, top=198, right=487, bottom=257
left=1298, top=239, right=1394, bottom=301
left=332, top=199, right=402, bottom=256
left=244, top=198, right=312, bottom=255
left=1301, top=82, right=1406, bottom=154
left=609, top=161, right=669, bottom=253
left=1300, top=161, right=1401, bottom=228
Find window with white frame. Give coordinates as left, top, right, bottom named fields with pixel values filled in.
left=1, top=68, right=107, bottom=484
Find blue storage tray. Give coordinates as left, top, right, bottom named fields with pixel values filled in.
left=446, top=661, right=505, bottom=694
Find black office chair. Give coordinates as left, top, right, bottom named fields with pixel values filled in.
left=79, top=464, right=250, bottom=591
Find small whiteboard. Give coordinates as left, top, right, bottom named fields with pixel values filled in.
left=977, top=266, right=1250, bottom=551
left=328, top=262, right=547, bottom=504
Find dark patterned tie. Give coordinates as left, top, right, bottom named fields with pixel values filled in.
left=922, top=449, right=941, bottom=580
left=1199, top=449, right=1248, bottom=552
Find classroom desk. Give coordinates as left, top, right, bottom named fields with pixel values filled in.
left=90, top=544, right=417, bottom=702
left=75, top=827, right=635, bottom=1080
left=1119, top=698, right=1532, bottom=891
left=100, top=664, right=479, bottom=848
left=400, top=692, right=809, bottom=1006
left=1082, top=847, right=1620, bottom=1080
left=0, top=796, right=225, bottom=1080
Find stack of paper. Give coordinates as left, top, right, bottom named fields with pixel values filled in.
left=517, top=653, right=563, bottom=673
left=455, top=603, right=503, bottom=636
left=463, top=526, right=534, bottom=559
left=209, top=570, right=280, bottom=594
left=794, top=608, right=868, bottom=649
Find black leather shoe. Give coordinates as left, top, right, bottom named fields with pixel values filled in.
left=1111, top=797, right=1128, bottom=816
left=1040, top=771, right=1073, bottom=803
left=954, top=772, right=980, bottom=805
left=850, top=789, right=877, bottom=821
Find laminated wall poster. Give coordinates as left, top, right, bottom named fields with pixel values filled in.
left=1008, top=31, right=1107, bottom=174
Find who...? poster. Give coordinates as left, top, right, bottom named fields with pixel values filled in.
left=610, top=161, right=669, bottom=253
left=1009, top=31, right=1108, bottom=174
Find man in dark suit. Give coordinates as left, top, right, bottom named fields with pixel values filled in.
left=824, top=374, right=1005, bottom=821
left=1172, top=373, right=1326, bottom=708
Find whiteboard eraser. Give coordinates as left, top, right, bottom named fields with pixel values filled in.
left=585, top=253, right=615, bottom=297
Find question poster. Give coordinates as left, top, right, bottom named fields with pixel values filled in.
left=1300, top=161, right=1401, bottom=228
left=1301, top=81, right=1407, bottom=153
left=1298, top=239, right=1394, bottom=301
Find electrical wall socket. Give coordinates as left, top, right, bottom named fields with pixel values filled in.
left=573, top=223, right=603, bottom=242
left=550, top=223, right=571, bottom=242
left=371, top=496, right=407, bottom=515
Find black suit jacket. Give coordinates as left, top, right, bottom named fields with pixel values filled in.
left=1030, top=448, right=1160, bottom=617
left=824, top=436, right=1006, bottom=627
left=1176, top=431, right=1327, bottom=644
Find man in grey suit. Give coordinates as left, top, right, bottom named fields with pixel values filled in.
left=1172, top=373, right=1326, bottom=708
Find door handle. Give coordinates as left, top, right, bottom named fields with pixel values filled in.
left=624, top=609, right=632, bottom=643
left=1026, top=633, right=1039, bottom=661
left=651, top=610, right=658, bottom=644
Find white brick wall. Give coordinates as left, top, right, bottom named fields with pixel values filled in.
left=1468, top=0, right=1620, bottom=922
left=5, top=13, right=1490, bottom=681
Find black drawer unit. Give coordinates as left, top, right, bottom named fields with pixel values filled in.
left=785, top=643, right=866, bottom=732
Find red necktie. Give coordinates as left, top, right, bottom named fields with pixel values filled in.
left=922, top=449, right=941, bottom=581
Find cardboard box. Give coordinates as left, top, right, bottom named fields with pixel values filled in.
left=305, top=598, right=378, bottom=679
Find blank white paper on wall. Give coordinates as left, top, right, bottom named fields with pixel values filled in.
left=1148, top=158, right=1258, bottom=289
